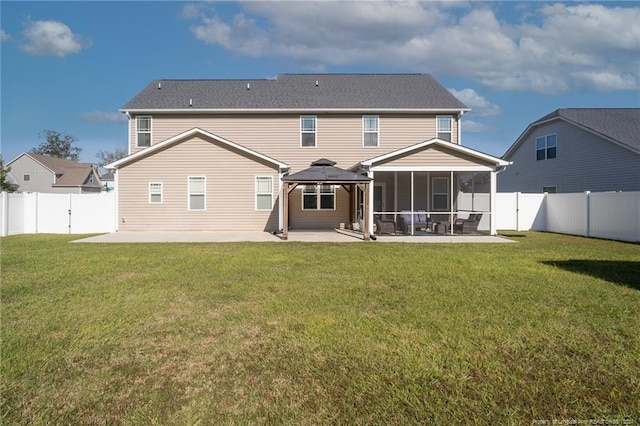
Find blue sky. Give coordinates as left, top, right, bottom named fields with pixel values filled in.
left=1, top=1, right=638, bottom=164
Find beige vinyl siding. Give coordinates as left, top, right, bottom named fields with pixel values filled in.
left=288, top=187, right=350, bottom=229
left=118, top=135, right=279, bottom=231
left=129, top=113, right=459, bottom=172
left=380, top=145, right=493, bottom=168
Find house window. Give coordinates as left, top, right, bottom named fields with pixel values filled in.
left=542, top=186, right=557, bottom=194
left=136, top=116, right=152, bottom=147
left=23, top=174, right=31, bottom=182
left=363, top=115, right=379, bottom=147
left=436, top=116, right=453, bottom=142
left=149, top=182, right=163, bottom=203
left=302, top=185, right=335, bottom=210
left=188, top=176, right=206, bottom=211
left=255, top=176, right=273, bottom=210
left=432, top=177, right=449, bottom=211
left=301, top=116, right=317, bottom=147
left=536, top=134, right=557, bottom=161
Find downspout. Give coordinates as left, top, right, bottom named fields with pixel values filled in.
left=125, top=111, right=132, bottom=155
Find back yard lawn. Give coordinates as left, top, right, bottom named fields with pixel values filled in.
left=1, top=232, right=639, bottom=424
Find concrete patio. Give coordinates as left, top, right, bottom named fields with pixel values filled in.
left=73, top=230, right=515, bottom=243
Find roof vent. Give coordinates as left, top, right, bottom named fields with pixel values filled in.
left=189, top=98, right=193, bottom=107
left=247, top=83, right=250, bottom=90
left=158, top=82, right=161, bottom=89
left=315, top=80, right=319, bottom=86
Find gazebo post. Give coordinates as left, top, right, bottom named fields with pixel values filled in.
left=282, top=182, right=289, bottom=240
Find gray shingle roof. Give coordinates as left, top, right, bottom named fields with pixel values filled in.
left=27, top=153, right=102, bottom=189
left=122, top=74, right=468, bottom=111
left=535, top=108, right=640, bottom=151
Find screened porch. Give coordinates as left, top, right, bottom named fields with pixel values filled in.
left=364, top=171, right=496, bottom=236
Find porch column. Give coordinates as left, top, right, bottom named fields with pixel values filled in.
left=490, top=170, right=497, bottom=235
left=282, top=182, right=289, bottom=240
left=363, top=182, right=371, bottom=240
left=367, top=171, right=374, bottom=237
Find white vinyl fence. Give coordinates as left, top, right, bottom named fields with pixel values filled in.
left=1, top=191, right=638, bottom=242
left=546, top=191, right=640, bottom=243
left=1, top=192, right=116, bottom=237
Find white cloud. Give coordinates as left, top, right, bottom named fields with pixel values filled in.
left=20, top=20, right=89, bottom=57
left=184, top=1, right=639, bottom=93
left=80, top=111, right=127, bottom=124
left=1, top=29, right=10, bottom=42
left=448, top=88, right=500, bottom=117
left=461, top=120, right=497, bottom=134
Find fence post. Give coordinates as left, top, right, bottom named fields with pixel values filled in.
left=585, top=191, right=591, bottom=238
left=1, top=192, right=7, bottom=237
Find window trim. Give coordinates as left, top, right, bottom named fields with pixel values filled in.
left=187, top=176, right=206, bottom=211
left=136, top=116, right=152, bottom=148
left=255, top=176, right=273, bottom=211
left=362, top=115, right=379, bottom=148
left=149, top=182, right=163, bottom=204
left=436, top=115, right=453, bottom=142
left=301, top=184, right=336, bottom=210
left=536, top=134, right=557, bottom=161
left=300, top=115, right=317, bottom=148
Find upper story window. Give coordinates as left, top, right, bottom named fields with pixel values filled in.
left=436, top=116, right=453, bottom=142
left=536, top=134, right=557, bottom=161
left=363, top=115, right=379, bottom=147
left=300, top=116, right=316, bottom=147
left=302, top=185, right=335, bottom=210
left=255, top=176, right=273, bottom=211
left=136, top=116, right=152, bottom=147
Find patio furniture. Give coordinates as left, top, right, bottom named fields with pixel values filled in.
left=453, top=213, right=483, bottom=234
left=375, top=217, right=397, bottom=234
left=397, top=210, right=430, bottom=234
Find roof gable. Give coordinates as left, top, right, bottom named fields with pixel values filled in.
left=107, top=128, right=289, bottom=170
left=504, top=108, right=640, bottom=159
left=122, top=74, right=469, bottom=112
left=362, top=139, right=510, bottom=168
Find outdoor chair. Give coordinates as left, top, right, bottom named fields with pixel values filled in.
left=397, top=210, right=430, bottom=234
left=375, top=217, right=396, bottom=235
left=453, top=213, right=483, bottom=234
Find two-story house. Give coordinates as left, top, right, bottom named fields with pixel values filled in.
left=107, top=74, right=509, bottom=238
left=7, top=153, right=103, bottom=194
left=499, top=108, right=640, bottom=193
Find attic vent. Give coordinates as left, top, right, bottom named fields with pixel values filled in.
left=247, top=83, right=250, bottom=90
left=315, top=80, right=319, bottom=86
left=189, top=98, right=193, bottom=107
left=158, top=82, right=161, bottom=89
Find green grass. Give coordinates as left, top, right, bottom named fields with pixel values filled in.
left=1, top=232, right=639, bottom=425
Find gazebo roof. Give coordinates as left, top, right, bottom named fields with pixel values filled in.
left=282, top=159, right=372, bottom=184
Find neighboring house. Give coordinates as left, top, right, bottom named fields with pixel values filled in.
left=107, top=74, right=509, bottom=237
left=7, top=153, right=102, bottom=194
left=499, top=108, right=640, bottom=193
left=100, top=170, right=116, bottom=192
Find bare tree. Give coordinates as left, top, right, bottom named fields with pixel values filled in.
left=95, top=146, right=127, bottom=167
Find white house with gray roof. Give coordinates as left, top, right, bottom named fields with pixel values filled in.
left=108, top=74, right=509, bottom=238
left=499, top=108, right=640, bottom=193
